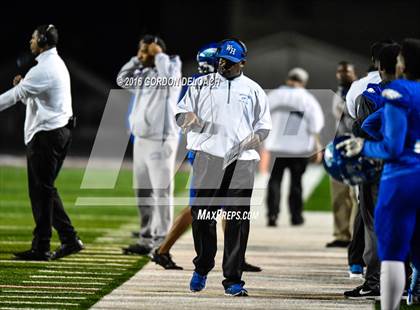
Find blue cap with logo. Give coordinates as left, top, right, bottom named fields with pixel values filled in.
left=216, top=39, right=247, bottom=63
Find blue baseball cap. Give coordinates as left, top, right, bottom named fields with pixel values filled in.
left=216, top=40, right=246, bottom=63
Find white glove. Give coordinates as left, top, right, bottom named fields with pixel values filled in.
left=336, top=137, right=365, bottom=157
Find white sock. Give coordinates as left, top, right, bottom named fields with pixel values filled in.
left=381, top=261, right=405, bottom=310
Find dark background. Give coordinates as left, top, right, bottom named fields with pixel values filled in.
left=1, top=0, right=419, bottom=155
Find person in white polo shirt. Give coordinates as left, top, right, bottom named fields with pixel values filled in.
left=176, top=39, right=271, bottom=296
left=264, top=68, right=324, bottom=227
left=0, top=25, right=83, bottom=261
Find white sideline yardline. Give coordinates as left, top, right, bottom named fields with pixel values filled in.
left=0, top=300, right=78, bottom=306
left=30, top=275, right=113, bottom=281
left=44, top=265, right=127, bottom=271
left=38, top=270, right=122, bottom=276
left=22, top=280, right=107, bottom=286
left=0, top=308, right=59, bottom=310
left=0, top=285, right=99, bottom=291
left=0, top=260, right=130, bottom=267
left=61, top=257, right=134, bottom=263
left=1, top=289, right=95, bottom=295
left=0, top=295, right=86, bottom=300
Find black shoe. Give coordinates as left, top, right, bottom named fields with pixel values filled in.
left=122, top=243, right=152, bottom=255
left=326, top=240, right=351, bottom=248
left=267, top=216, right=277, bottom=227
left=344, top=284, right=380, bottom=300
left=14, top=249, right=52, bottom=261
left=291, top=217, right=304, bottom=226
left=243, top=261, right=262, bottom=272
left=51, top=238, right=84, bottom=260
left=151, top=249, right=183, bottom=270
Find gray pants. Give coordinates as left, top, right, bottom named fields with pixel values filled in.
left=133, top=137, right=178, bottom=249
left=359, top=181, right=380, bottom=290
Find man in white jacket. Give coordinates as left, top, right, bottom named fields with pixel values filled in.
left=177, top=39, right=271, bottom=296
left=118, top=35, right=182, bottom=255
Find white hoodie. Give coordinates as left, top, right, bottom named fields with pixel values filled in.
left=117, top=53, right=182, bottom=140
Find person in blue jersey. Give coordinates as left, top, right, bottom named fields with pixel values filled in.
left=151, top=43, right=262, bottom=273
left=342, top=43, right=401, bottom=300
left=338, top=38, right=420, bottom=310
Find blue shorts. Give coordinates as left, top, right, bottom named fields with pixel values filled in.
left=375, top=171, right=420, bottom=268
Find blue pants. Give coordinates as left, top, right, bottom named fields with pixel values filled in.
left=375, top=171, right=420, bottom=269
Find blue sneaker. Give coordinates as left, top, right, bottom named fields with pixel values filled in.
left=190, top=272, right=207, bottom=292
left=348, top=264, right=363, bottom=279
left=224, top=283, right=248, bottom=296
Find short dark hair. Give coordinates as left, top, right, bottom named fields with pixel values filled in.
left=337, top=61, right=354, bottom=69
left=401, top=38, right=420, bottom=80
left=378, top=43, right=401, bottom=75
left=141, top=34, right=166, bottom=52
left=36, top=24, right=59, bottom=47
left=370, top=39, right=395, bottom=61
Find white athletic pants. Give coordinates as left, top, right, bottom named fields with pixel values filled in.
left=133, top=137, right=178, bottom=248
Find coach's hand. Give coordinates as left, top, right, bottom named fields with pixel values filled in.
left=180, top=112, right=201, bottom=129
left=243, top=135, right=261, bottom=150
left=148, top=42, right=163, bottom=56
left=336, top=137, right=364, bottom=157
left=13, top=75, right=23, bottom=86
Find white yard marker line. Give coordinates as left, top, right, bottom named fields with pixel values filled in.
left=44, top=265, right=127, bottom=271
left=22, top=280, right=107, bottom=286
left=79, top=250, right=121, bottom=254
left=31, top=275, right=113, bottom=281
left=0, top=226, right=111, bottom=233
left=0, top=295, right=86, bottom=300
left=0, top=308, right=59, bottom=310
left=38, top=270, right=122, bottom=276
left=1, top=289, right=95, bottom=295
left=0, top=241, right=59, bottom=245
left=60, top=257, right=133, bottom=263
left=74, top=254, right=138, bottom=259
left=0, top=300, right=78, bottom=306
left=0, top=260, right=130, bottom=267
left=0, top=285, right=99, bottom=291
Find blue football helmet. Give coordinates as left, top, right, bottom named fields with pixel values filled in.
left=196, top=42, right=219, bottom=74
left=323, top=136, right=383, bottom=185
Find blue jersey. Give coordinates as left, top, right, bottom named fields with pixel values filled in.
left=363, top=79, right=420, bottom=179
left=360, top=82, right=387, bottom=140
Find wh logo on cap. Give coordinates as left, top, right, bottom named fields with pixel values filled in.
left=226, top=44, right=236, bottom=55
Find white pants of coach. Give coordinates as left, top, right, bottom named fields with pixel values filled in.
left=133, top=137, right=178, bottom=249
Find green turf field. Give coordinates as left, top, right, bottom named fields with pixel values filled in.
left=0, top=165, right=189, bottom=309
left=304, top=174, right=331, bottom=212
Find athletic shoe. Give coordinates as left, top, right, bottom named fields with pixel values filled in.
left=224, top=283, right=248, bottom=296
left=190, top=271, right=207, bottom=292
left=348, top=264, right=364, bottom=278
left=291, top=217, right=304, bottom=226
left=51, top=238, right=84, bottom=260
left=122, top=243, right=152, bottom=255
left=243, top=261, right=262, bottom=272
left=267, top=216, right=277, bottom=227
left=14, top=249, right=52, bottom=261
left=344, top=284, right=380, bottom=300
left=151, top=249, right=183, bottom=270
left=326, top=240, right=350, bottom=248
